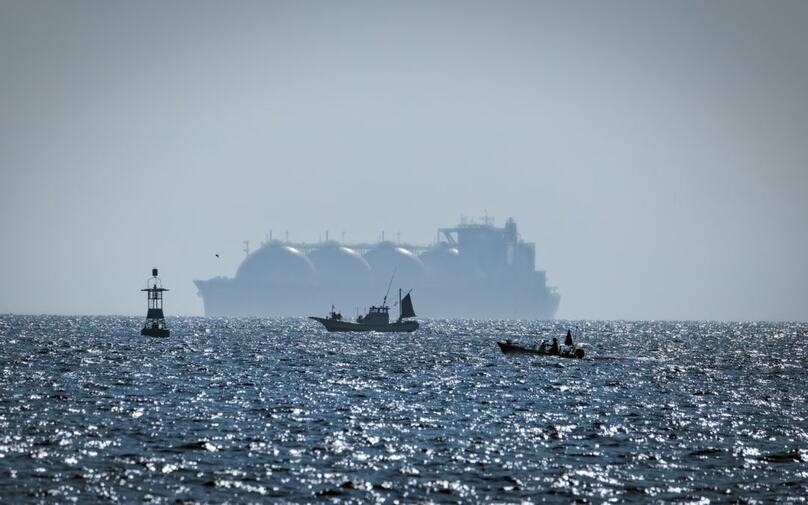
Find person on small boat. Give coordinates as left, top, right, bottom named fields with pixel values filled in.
left=564, top=329, right=573, bottom=346
left=550, top=338, right=560, bottom=355
left=537, top=340, right=548, bottom=352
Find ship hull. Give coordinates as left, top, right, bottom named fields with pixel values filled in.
left=309, top=317, right=419, bottom=333
left=497, top=341, right=585, bottom=359
left=196, top=280, right=559, bottom=319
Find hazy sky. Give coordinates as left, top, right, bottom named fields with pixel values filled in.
left=2, top=0, right=806, bottom=320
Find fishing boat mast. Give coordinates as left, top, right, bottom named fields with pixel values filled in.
left=382, top=268, right=396, bottom=307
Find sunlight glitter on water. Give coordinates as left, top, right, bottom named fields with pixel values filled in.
left=0, top=316, right=806, bottom=503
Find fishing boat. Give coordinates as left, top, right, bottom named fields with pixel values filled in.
left=497, top=340, right=585, bottom=359
left=310, top=289, right=418, bottom=332
left=310, top=272, right=419, bottom=332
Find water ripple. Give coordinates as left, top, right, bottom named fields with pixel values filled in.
left=0, top=316, right=806, bottom=502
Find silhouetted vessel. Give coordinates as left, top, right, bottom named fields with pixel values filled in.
left=310, top=288, right=418, bottom=332
left=141, top=268, right=170, bottom=338
left=497, top=341, right=585, bottom=359
left=195, top=216, right=560, bottom=319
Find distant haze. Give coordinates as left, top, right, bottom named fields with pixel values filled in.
left=1, top=0, right=806, bottom=321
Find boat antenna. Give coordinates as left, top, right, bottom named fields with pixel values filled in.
left=382, top=267, right=396, bottom=307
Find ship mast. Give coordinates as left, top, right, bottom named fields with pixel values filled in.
left=382, top=268, right=396, bottom=307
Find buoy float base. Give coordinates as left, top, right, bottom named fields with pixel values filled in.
left=141, top=327, right=170, bottom=338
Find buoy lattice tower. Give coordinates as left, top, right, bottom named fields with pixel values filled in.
left=141, top=268, right=170, bottom=337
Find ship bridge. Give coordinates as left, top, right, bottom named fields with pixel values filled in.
left=438, top=216, right=535, bottom=276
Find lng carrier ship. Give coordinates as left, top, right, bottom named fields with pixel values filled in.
left=194, top=216, right=560, bottom=319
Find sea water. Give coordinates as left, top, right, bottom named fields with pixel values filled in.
left=0, top=316, right=806, bottom=503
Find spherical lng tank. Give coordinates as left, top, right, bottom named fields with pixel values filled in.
left=363, top=242, right=425, bottom=288
left=308, top=242, right=372, bottom=283
left=235, top=243, right=317, bottom=285
left=419, top=244, right=485, bottom=284
left=419, top=244, right=461, bottom=284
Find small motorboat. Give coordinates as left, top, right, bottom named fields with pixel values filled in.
left=497, top=340, right=585, bottom=359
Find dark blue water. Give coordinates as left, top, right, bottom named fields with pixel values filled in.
left=0, top=316, right=806, bottom=503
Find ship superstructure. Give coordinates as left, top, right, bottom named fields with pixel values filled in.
left=194, top=216, right=559, bottom=319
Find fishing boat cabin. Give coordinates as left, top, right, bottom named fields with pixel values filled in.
left=358, top=305, right=389, bottom=324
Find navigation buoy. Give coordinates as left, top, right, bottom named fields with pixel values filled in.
left=140, top=268, right=170, bottom=337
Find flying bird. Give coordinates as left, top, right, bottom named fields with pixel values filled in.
left=215, top=254, right=220, bottom=259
